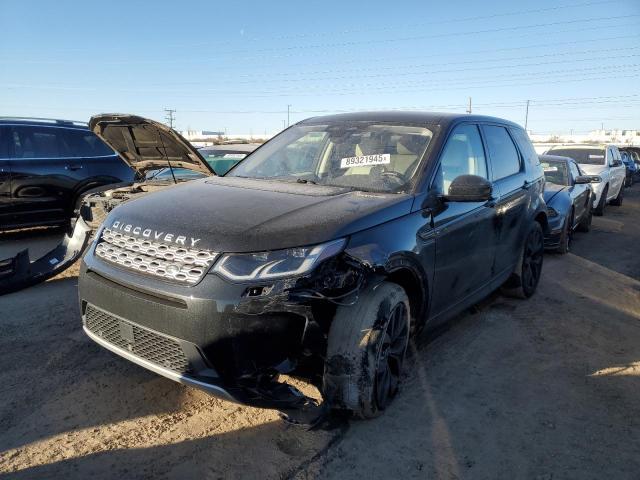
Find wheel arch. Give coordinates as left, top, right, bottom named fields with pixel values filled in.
left=382, top=254, right=429, bottom=334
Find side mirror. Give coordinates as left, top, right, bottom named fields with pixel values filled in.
left=576, top=175, right=601, bottom=184
left=445, top=174, right=492, bottom=202
left=611, top=159, right=623, bottom=167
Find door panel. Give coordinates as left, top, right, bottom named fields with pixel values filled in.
left=430, top=202, right=498, bottom=316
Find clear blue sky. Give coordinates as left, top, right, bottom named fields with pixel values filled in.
left=1, top=0, right=638, bottom=135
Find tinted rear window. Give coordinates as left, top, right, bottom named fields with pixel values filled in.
left=483, top=125, right=521, bottom=180
left=62, top=129, right=115, bottom=157
left=11, top=126, right=66, bottom=158
left=548, top=148, right=605, bottom=165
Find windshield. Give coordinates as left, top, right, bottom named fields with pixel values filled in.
left=227, top=122, right=434, bottom=192
left=548, top=147, right=606, bottom=165
left=541, top=160, right=569, bottom=185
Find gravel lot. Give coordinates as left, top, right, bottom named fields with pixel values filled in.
left=1, top=185, right=639, bottom=479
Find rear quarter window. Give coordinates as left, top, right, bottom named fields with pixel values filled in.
left=510, top=127, right=539, bottom=168
left=62, top=129, right=115, bottom=157
left=483, top=125, right=521, bottom=180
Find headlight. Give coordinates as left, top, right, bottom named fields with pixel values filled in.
left=212, top=238, right=347, bottom=281
left=547, top=206, right=558, bottom=218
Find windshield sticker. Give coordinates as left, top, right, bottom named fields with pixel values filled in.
left=589, top=154, right=604, bottom=159
left=543, top=166, right=558, bottom=172
left=340, top=153, right=391, bottom=168
left=223, top=153, right=246, bottom=159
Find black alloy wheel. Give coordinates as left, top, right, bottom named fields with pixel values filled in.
left=521, top=223, right=544, bottom=297
left=374, top=302, right=409, bottom=410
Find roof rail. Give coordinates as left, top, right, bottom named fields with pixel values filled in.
left=0, top=116, right=88, bottom=126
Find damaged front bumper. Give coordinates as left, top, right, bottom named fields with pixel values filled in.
left=78, top=249, right=366, bottom=425
left=0, top=218, right=93, bottom=295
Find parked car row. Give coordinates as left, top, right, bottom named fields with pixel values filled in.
left=1, top=112, right=638, bottom=425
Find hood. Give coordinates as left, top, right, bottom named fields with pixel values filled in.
left=577, top=163, right=606, bottom=176
left=543, top=183, right=566, bottom=204
left=89, top=114, right=215, bottom=176
left=101, top=176, right=414, bottom=252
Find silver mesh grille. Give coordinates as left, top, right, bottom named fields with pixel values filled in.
left=95, top=228, right=217, bottom=284
left=84, top=304, right=192, bottom=374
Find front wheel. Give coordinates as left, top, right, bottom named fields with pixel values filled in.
left=610, top=183, right=624, bottom=206
left=576, top=204, right=592, bottom=232
left=502, top=222, right=544, bottom=299
left=593, top=185, right=608, bottom=216
left=556, top=211, right=573, bottom=254
left=323, top=282, right=410, bottom=419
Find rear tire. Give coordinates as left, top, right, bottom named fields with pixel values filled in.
left=501, top=222, right=544, bottom=299
left=593, top=185, right=608, bottom=216
left=323, top=282, right=410, bottom=419
left=610, top=183, right=624, bottom=206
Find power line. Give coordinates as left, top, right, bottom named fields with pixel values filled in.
left=164, top=108, right=176, bottom=128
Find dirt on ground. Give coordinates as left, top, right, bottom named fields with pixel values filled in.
left=1, top=186, right=639, bottom=479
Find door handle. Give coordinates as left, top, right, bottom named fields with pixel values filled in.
left=65, top=164, right=83, bottom=171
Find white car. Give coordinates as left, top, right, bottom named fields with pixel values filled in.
left=544, top=144, right=626, bottom=215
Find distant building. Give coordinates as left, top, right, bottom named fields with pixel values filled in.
left=530, top=129, right=640, bottom=146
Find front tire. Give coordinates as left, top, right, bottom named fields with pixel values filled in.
left=502, top=222, right=544, bottom=299
left=323, top=282, right=410, bottom=419
left=577, top=204, right=592, bottom=232
left=556, top=210, right=573, bottom=254
left=593, top=185, right=608, bottom=216
left=610, top=183, right=624, bottom=206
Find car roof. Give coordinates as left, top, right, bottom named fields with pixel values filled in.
left=539, top=154, right=575, bottom=164
left=199, top=143, right=261, bottom=152
left=0, top=116, right=89, bottom=129
left=298, top=111, right=524, bottom=129
left=548, top=144, right=610, bottom=149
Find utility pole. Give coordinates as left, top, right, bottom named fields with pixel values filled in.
left=466, top=97, right=472, bottom=114
left=287, top=104, right=291, bottom=127
left=524, top=100, right=530, bottom=131
left=164, top=108, right=176, bottom=129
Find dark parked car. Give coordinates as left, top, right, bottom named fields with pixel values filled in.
left=0, top=117, right=134, bottom=230
left=620, top=150, right=638, bottom=186
left=0, top=116, right=218, bottom=295
left=619, top=147, right=640, bottom=183
left=539, top=155, right=600, bottom=253
left=147, top=143, right=260, bottom=182
left=78, top=112, right=548, bottom=423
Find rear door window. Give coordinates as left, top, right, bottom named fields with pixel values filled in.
left=483, top=126, right=521, bottom=180
left=11, top=126, right=68, bottom=159
left=61, top=129, right=115, bottom=158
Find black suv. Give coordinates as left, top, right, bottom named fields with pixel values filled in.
left=0, top=117, right=135, bottom=230
left=79, top=112, right=547, bottom=422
